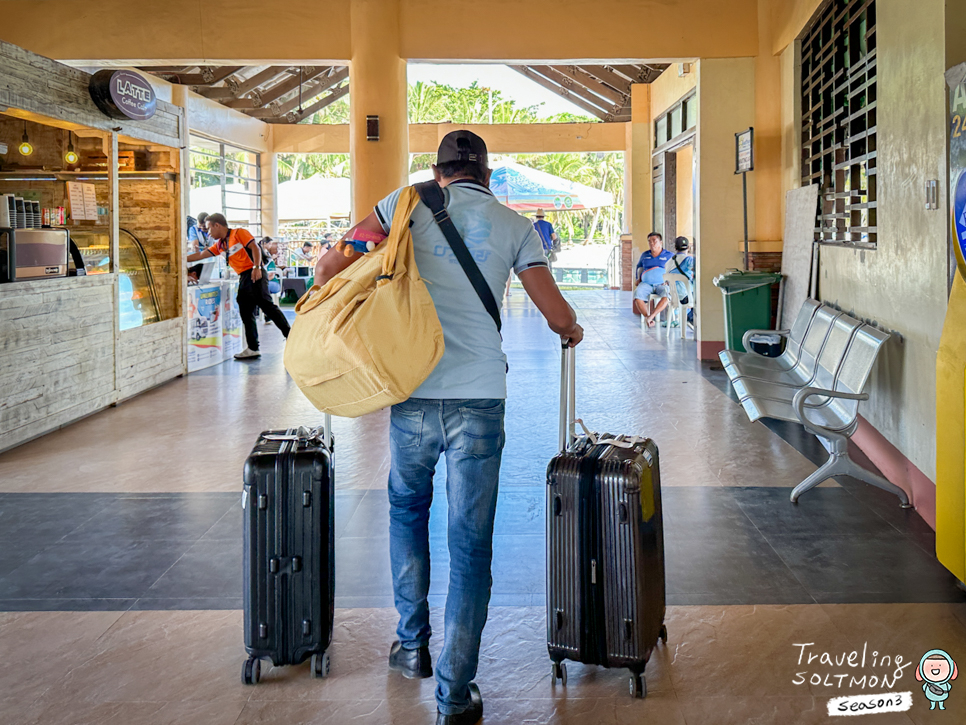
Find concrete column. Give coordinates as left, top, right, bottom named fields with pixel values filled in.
left=626, top=84, right=652, bottom=276
left=349, top=0, right=409, bottom=224
left=755, top=0, right=783, bottom=246
left=694, top=58, right=756, bottom=359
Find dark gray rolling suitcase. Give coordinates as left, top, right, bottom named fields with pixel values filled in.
left=546, top=345, right=666, bottom=698
left=242, top=420, right=334, bottom=685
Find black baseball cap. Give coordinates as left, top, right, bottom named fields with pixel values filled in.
left=437, top=130, right=488, bottom=165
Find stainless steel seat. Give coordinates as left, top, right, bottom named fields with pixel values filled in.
left=719, top=302, right=910, bottom=507
left=719, top=299, right=821, bottom=376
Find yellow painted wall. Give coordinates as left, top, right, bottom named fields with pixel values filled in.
left=694, top=58, right=757, bottom=348
left=813, top=0, right=949, bottom=480
left=629, top=84, right=652, bottom=270
left=754, top=0, right=782, bottom=244
left=1, top=0, right=758, bottom=63
left=768, top=0, right=824, bottom=55
left=650, top=66, right=697, bottom=119
left=273, top=122, right=628, bottom=155
left=676, top=143, right=694, bottom=241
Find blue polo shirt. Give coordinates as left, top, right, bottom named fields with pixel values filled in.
left=534, top=219, right=555, bottom=252
left=375, top=180, right=549, bottom=399
left=637, top=248, right=674, bottom=286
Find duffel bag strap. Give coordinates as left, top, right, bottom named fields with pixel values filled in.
left=415, top=180, right=501, bottom=334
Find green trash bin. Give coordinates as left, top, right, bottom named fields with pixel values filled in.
left=713, top=270, right=783, bottom=351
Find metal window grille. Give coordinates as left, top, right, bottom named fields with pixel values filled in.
left=189, top=135, right=262, bottom=238
left=801, top=0, right=877, bottom=247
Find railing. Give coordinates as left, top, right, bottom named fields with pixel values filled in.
left=605, top=244, right=620, bottom=290
left=553, top=267, right=609, bottom=288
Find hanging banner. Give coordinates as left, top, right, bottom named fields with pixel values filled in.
left=187, top=284, right=223, bottom=372
left=950, top=68, right=966, bottom=281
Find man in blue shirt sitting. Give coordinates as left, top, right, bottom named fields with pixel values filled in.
left=634, top=232, right=674, bottom=327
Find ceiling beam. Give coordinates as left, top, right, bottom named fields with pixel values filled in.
left=510, top=66, right=609, bottom=120
left=578, top=65, right=634, bottom=95
left=267, top=82, right=350, bottom=124
left=610, top=65, right=648, bottom=83
left=151, top=66, right=243, bottom=86
left=534, top=65, right=626, bottom=106
left=244, top=67, right=349, bottom=118
left=226, top=66, right=329, bottom=108
left=527, top=67, right=619, bottom=116
left=231, top=65, right=294, bottom=99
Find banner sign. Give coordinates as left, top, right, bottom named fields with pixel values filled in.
left=735, top=127, right=755, bottom=174
left=950, top=70, right=966, bottom=281
left=187, top=285, right=223, bottom=372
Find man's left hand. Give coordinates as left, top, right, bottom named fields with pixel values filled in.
left=251, top=267, right=263, bottom=282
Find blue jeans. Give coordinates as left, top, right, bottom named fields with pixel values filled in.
left=388, top=398, right=506, bottom=715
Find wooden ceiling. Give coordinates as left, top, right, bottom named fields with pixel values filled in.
left=509, top=64, right=668, bottom=121
left=140, top=62, right=668, bottom=124
left=140, top=65, right=349, bottom=124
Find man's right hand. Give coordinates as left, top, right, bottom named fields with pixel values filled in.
left=562, top=324, right=584, bottom=347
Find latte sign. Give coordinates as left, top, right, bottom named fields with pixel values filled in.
left=89, top=70, right=157, bottom=121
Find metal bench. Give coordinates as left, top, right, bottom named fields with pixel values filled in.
left=719, top=303, right=911, bottom=507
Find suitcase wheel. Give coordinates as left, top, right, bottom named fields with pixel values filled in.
left=551, top=661, right=567, bottom=687
left=629, top=673, right=646, bottom=699
left=660, top=624, right=668, bottom=644
left=242, top=657, right=261, bottom=685
left=312, top=651, right=331, bottom=679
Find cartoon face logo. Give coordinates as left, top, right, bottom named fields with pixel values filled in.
left=916, top=649, right=958, bottom=711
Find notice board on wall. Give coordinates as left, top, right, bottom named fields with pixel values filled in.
left=781, top=185, right=820, bottom=329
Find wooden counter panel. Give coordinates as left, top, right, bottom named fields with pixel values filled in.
left=117, top=318, right=185, bottom=400
left=0, top=276, right=116, bottom=451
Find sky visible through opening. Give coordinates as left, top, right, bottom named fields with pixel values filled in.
left=407, top=63, right=588, bottom=118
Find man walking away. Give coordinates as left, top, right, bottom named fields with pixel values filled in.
left=186, top=213, right=290, bottom=359
left=533, top=209, right=558, bottom=269
left=313, top=130, right=584, bottom=725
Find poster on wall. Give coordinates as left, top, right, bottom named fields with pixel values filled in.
left=949, top=65, right=966, bottom=281
left=187, top=284, right=223, bottom=372
left=221, top=280, right=243, bottom=358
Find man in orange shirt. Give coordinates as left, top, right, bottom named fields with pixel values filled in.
left=186, top=213, right=290, bottom=359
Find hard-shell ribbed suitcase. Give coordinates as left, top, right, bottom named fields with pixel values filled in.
left=546, top=345, right=667, bottom=698
left=241, top=422, right=334, bottom=685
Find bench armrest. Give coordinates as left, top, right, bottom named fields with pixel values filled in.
left=792, top=386, right=868, bottom=440
left=741, top=328, right=791, bottom=354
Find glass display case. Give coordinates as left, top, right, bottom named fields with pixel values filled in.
left=70, top=229, right=163, bottom=330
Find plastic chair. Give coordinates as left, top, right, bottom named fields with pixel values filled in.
left=663, top=271, right=694, bottom=339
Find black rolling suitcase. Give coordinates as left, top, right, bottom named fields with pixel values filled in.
left=546, top=345, right=667, bottom=698
left=241, top=419, right=335, bottom=685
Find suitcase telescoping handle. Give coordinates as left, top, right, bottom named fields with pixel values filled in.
left=559, top=342, right=576, bottom=452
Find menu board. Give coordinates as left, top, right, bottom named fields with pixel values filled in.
left=66, top=182, right=99, bottom=221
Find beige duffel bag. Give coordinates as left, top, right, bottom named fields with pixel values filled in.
left=283, top=186, right=444, bottom=417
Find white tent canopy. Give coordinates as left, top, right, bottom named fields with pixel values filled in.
left=277, top=176, right=351, bottom=221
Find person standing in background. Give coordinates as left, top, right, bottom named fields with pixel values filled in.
left=185, top=213, right=290, bottom=359
left=533, top=209, right=558, bottom=269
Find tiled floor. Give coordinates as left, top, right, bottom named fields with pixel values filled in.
left=1, top=290, right=964, bottom=723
